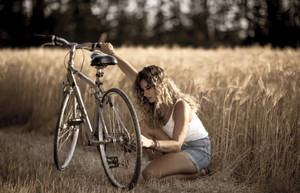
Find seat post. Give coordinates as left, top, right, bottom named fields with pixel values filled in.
left=95, top=69, right=104, bottom=87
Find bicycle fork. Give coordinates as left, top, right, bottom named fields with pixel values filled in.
left=64, top=71, right=94, bottom=134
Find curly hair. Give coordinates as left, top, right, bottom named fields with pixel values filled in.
left=134, top=65, right=198, bottom=128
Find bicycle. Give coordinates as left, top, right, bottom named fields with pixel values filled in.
left=37, top=35, right=142, bottom=189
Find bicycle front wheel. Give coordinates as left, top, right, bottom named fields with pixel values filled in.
left=54, top=91, right=80, bottom=170
left=98, top=88, right=142, bottom=189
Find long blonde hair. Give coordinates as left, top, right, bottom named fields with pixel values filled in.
left=134, top=65, right=198, bottom=128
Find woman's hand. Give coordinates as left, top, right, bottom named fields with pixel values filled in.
left=98, top=42, right=115, bottom=55
left=141, top=135, right=155, bottom=148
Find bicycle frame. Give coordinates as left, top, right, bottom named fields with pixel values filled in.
left=64, top=43, right=104, bottom=135
left=51, top=36, right=142, bottom=189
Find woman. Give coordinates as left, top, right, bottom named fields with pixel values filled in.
left=99, top=43, right=211, bottom=180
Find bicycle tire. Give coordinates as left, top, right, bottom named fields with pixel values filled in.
left=54, top=91, right=80, bottom=170
left=97, top=88, right=142, bottom=189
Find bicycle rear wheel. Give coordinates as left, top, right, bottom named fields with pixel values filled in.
left=54, top=91, right=80, bottom=170
left=98, top=88, right=142, bottom=189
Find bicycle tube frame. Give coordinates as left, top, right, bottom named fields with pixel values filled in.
left=66, top=45, right=103, bottom=134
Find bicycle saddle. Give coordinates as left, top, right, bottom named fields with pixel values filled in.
left=91, top=53, right=117, bottom=67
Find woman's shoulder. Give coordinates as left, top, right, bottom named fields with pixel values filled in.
left=173, top=99, right=196, bottom=122
left=173, top=99, right=190, bottom=114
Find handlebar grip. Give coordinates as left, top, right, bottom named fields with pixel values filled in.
left=34, top=34, right=71, bottom=46
left=34, top=34, right=55, bottom=44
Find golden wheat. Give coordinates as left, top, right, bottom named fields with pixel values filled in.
left=0, top=46, right=299, bottom=193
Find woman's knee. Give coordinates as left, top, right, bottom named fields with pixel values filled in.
left=142, top=166, right=161, bottom=180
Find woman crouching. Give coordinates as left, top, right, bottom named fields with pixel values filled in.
left=99, top=43, right=211, bottom=180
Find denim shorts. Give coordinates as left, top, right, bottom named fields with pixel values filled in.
left=181, top=136, right=211, bottom=172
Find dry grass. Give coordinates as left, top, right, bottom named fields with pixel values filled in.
left=0, top=46, right=300, bottom=193
left=0, top=127, right=259, bottom=193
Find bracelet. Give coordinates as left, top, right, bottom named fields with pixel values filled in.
left=153, top=139, right=158, bottom=150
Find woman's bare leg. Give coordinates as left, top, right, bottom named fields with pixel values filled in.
left=142, top=152, right=197, bottom=180
left=161, top=168, right=208, bottom=181
left=144, top=148, right=164, bottom=160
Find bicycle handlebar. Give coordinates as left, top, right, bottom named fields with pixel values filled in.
left=34, top=34, right=100, bottom=51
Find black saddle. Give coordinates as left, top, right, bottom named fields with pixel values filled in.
left=90, top=53, right=117, bottom=67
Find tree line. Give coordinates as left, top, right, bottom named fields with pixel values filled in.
left=0, top=0, right=299, bottom=48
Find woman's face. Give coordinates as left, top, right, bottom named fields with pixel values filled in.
left=140, top=79, right=157, bottom=103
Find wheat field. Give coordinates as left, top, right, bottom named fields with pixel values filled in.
left=0, top=46, right=299, bottom=193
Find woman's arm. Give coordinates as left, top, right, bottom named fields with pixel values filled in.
left=142, top=100, right=190, bottom=152
left=140, top=120, right=170, bottom=140
left=98, top=42, right=138, bottom=82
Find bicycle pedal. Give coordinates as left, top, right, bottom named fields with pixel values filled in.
left=68, top=118, right=83, bottom=126
left=107, top=156, right=119, bottom=168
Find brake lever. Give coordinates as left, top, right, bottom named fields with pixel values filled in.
left=80, top=43, right=100, bottom=52
left=82, top=47, right=93, bottom=52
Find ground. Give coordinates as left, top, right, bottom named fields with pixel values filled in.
left=0, top=126, right=261, bottom=193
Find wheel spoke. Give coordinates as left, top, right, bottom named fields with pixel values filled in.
left=64, top=106, right=73, bottom=121
left=54, top=93, right=80, bottom=170
left=111, top=104, right=131, bottom=140
left=98, top=88, right=141, bottom=189
left=58, top=128, right=74, bottom=151
left=58, top=125, right=73, bottom=139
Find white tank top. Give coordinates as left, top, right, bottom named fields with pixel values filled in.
left=162, top=101, right=208, bottom=142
